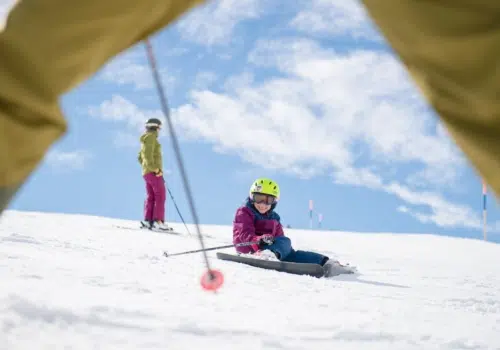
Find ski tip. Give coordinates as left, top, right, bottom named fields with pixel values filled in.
left=200, top=269, right=224, bottom=292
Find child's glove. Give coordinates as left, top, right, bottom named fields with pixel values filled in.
left=257, top=234, right=275, bottom=248
left=251, top=234, right=275, bottom=252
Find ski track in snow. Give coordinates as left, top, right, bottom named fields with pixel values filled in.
left=0, top=210, right=499, bottom=350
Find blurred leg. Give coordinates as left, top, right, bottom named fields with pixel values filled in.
left=361, top=0, right=500, bottom=196
left=283, top=250, right=328, bottom=265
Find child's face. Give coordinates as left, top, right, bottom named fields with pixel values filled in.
left=251, top=193, right=276, bottom=214
left=254, top=202, right=271, bottom=214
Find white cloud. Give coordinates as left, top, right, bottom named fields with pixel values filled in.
left=176, top=0, right=263, bottom=46
left=45, top=150, right=92, bottom=171
left=336, top=170, right=481, bottom=230
left=333, top=167, right=383, bottom=190
left=174, top=38, right=464, bottom=180
left=194, top=71, right=218, bottom=89
left=101, top=59, right=153, bottom=90
left=290, top=0, right=382, bottom=41
left=88, top=94, right=164, bottom=133
left=386, top=183, right=481, bottom=229
left=173, top=88, right=348, bottom=178
left=100, top=56, right=175, bottom=91
left=87, top=95, right=174, bottom=147
left=397, top=205, right=410, bottom=214
left=0, top=0, right=16, bottom=31
left=332, top=164, right=481, bottom=229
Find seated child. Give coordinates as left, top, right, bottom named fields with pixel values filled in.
left=232, top=177, right=342, bottom=275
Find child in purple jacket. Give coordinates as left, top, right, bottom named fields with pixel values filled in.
left=232, top=178, right=340, bottom=273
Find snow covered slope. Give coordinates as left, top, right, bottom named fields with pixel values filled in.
left=1, top=210, right=499, bottom=350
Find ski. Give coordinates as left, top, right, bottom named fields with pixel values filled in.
left=113, top=224, right=181, bottom=235
left=138, top=221, right=177, bottom=232
left=216, top=252, right=326, bottom=278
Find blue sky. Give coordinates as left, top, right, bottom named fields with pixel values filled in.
left=3, top=0, right=500, bottom=242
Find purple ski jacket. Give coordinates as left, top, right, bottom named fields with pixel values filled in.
left=232, top=198, right=284, bottom=254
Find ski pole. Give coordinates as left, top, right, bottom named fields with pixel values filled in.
left=163, top=241, right=256, bottom=258
left=166, top=185, right=192, bottom=236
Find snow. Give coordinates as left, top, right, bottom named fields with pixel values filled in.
left=1, top=210, right=499, bottom=350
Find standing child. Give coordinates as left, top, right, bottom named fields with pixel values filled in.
left=138, top=118, right=170, bottom=231
left=232, top=177, right=350, bottom=277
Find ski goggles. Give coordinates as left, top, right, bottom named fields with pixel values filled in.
left=251, top=193, right=277, bottom=205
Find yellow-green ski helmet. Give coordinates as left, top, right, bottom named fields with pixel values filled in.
left=249, top=178, right=280, bottom=201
